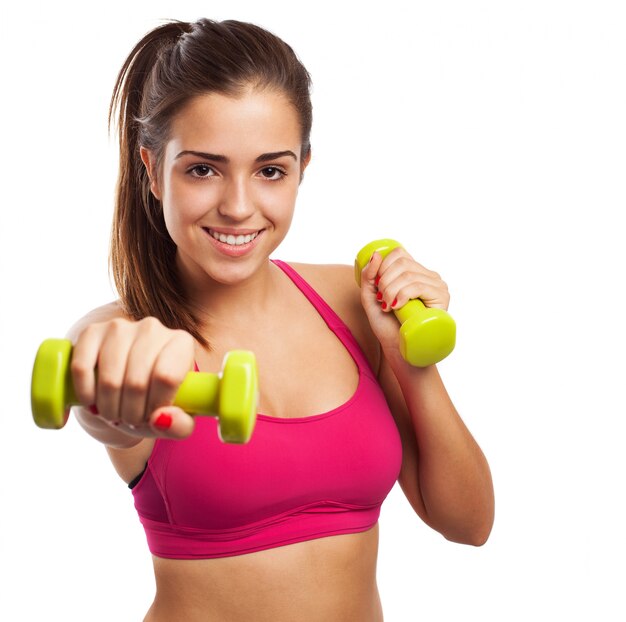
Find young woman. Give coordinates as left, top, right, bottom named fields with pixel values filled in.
left=67, top=18, right=494, bottom=621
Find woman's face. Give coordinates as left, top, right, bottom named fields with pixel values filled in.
left=142, top=88, right=309, bottom=287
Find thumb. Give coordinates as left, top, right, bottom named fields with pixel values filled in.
left=148, top=406, right=196, bottom=439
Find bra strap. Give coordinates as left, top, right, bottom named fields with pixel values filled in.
left=272, top=259, right=375, bottom=378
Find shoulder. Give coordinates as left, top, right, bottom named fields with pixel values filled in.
left=284, top=262, right=381, bottom=372
left=65, top=300, right=127, bottom=342
left=284, top=262, right=356, bottom=315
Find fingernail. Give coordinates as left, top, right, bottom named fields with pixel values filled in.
left=382, top=301, right=388, bottom=310
left=154, top=413, right=172, bottom=430
left=391, top=298, right=398, bottom=308
left=88, top=404, right=99, bottom=415
left=375, top=275, right=381, bottom=286
left=376, top=291, right=383, bottom=301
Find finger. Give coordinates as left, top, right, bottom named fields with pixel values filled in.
left=396, top=280, right=450, bottom=311
left=145, top=330, right=196, bottom=417
left=375, top=252, right=448, bottom=310
left=70, top=323, right=106, bottom=415
left=118, top=323, right=168, bottom=428
left=376, top=251, right=432, bottom=292
left=95, top=320, right=134, bottom=424
left=148, top=405, right=196, bottom=439
left=380, top=272, right=449, bottom=311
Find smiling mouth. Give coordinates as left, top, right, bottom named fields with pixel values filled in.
left=204, top=228, right=263, bottom=246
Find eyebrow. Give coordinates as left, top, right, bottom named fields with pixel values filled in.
left=175, top=150, right=298, bottom=163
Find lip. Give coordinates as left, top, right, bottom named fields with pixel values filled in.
left=202, top=227, right=264, bottom=257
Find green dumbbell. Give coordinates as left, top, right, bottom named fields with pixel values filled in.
left=31, top=338, right=258, bottom=444
left=355, top=239, right=456, bottom=367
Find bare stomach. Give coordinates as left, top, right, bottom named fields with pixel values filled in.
left=143, top=525, right=384, bottom=622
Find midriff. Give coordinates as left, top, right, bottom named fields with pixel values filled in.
left=143, top=525, right=383, bottom=622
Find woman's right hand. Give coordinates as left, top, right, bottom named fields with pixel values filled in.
left=70, top=316, right=197, bottom=440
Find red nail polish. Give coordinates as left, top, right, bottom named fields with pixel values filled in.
left=375, top=275, right=381, bottom=286
left=391, top=298, right=398, bottom=308
left=382, top=301, right=388, bottom=310
left=376, top=291, right=383, bottom=301
left=154, top=413, right=173, bottom=430
left=88, top=404, right=99, bottom=415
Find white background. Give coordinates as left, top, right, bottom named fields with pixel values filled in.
left=1, top=1, right=625, bottom=620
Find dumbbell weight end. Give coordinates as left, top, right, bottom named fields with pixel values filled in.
left=31, top=339, right=78, bottom=430
left=396, top=300, right=456, bottom=367
left=174, top=351, right=258, bottom=443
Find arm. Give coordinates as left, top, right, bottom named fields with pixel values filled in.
left=361, top=251, right=494, bottom=546
left=379, top=352, right=494, bottom=545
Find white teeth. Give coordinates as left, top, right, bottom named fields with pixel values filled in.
left=210, top=230, right=259, bottom=246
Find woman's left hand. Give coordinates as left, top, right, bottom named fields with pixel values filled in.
left=359, top=246, right=450, bottom=355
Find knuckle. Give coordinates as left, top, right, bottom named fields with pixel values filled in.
left=398, top=286, right=412, bottom=302
left=174, top=328, right=193, bottom=342
left=97, top=372, right=122, bottom=393
left=107, top=317, right=131, bottom=336
left=153, top=367, right=183, bottom=392
left=124, top=376, right=149, bottom=395
left=70, top=357, right=91, bottom=382
left=78, top=322, right=100, bottom=341
left=140, top=316, right=164, bottom=332
left=402, top=270, right=415, bottom=283
left=171, top=328, right=193, bottom=347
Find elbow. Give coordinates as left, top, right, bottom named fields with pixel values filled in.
left=444, top=531, right=487, bottom=547
left=445, top=526, right=491, bottom=547
left=465, top=510, right=495, bottom=547
left=466, top=526, right=492, bottom=547
left=442, top=513, right=494, bottom=547
left=460, top=491, right=496, bottom=547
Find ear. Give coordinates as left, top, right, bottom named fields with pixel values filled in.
left=140, top=146, right=162, bottom=200
left=300, top=147, right=312, bottom=183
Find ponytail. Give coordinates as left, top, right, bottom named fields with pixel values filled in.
left=108, top=21, right=207, bottom=346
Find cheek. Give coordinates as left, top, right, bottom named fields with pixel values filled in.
left=256, top=181, right=299, bottom=219
left=162, top=179, right=212, bottom=229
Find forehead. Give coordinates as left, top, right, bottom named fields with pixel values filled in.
left=166, top=89, right=301, bottom=159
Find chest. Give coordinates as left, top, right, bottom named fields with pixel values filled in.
left=196, top=305, right=364, bottom=419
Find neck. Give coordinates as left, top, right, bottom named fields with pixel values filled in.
left=181, top=257, right=279, bottom=332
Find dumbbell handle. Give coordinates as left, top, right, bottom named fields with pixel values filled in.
left=391, top=297, right=428, bottom=326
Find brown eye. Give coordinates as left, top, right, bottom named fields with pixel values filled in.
left=189, top=164, right=215, bottom=178
left=260, top=167, right=285, bottom=180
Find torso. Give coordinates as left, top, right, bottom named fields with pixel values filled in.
left=106, top=262, right=386, bottom=621
left=145, top=526, right=383, bottom=622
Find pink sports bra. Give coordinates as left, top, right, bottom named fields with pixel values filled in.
left=131, top=260, right=403, bottom=559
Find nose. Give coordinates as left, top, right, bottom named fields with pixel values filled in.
left=217, top=177, right=255, bottom=221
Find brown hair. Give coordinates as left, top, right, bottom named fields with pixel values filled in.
left=109, top=18, right=312, bottom=348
